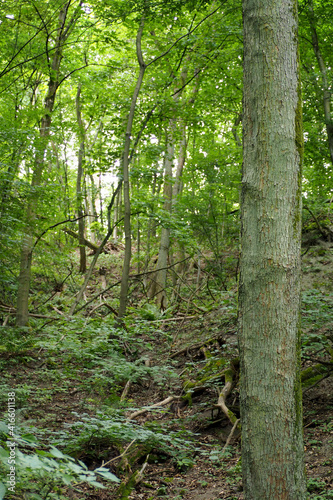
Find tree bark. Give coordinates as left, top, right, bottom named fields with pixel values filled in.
left=113, top=184, right=122, bottom=241
left=239, top=0, right=306, bottom=498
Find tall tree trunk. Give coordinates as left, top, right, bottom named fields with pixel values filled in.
left=149, top=127, right=174, bottom=309
left=143, top=168, right=159, bottom=288
left=307, top=0, right=333, bottom=166
left=239, top=0, right=306, bottom=498
left=75, top=84, right=86, bottom=274
left=87, top=174, right=99, bottom=243
left=172, top=124, right=187, bottom=201
left=113, top=183, right=122, bottom=241
left=16, top=2, right=76, bottom=326
left=116, top=17, right=146, bottom=323
left=172, top=124, right=188, bottom=279
left=98, top=173, right=104, bottom=230
left=149, top=69, right=188, bottom=308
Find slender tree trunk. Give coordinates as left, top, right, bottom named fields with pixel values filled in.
left=172, top=124, right=188, bottom=278
left=85, top=123, right=103, bottom=243
left=143, top=168, right=159, bottom=288
left=16, top=2, right=75, bottom=326
left=307, top=0, right=333, bottom=166
left=87, top=174, right=99, bottom=243
left=113, top=185, right=121, bottom=240
left=239, top=0, right=306, bottom=498
left=150, top=127, right=174, bottom=309
left=172, top=124, right=187, bottom=200
left=99, top=173, right=104, bottom=230
left=69, top=184, right=122, bottom=316
left=75, top=85, right=86, bottom=273
left=116, top=18, right=146, bottom=323
left=149, top=72, right=188, bottom=307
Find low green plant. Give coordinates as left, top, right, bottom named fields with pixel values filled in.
left=157, top=485, right=168, bottom=496
left=307, top=477, right=330, bottom=495
left=0, top=382, right=33, bottom=409
left=202, top=444, right=234, bottom=466
left=301, top=290, right=333, bottom=355
left=0, top=422, right=119, bottom=499
left=138, top=303, right=162, bottom=321
left=0, top=327, right=35, bottom=355
left=225, top=459, right=242, bottom=486
left=199, top=480, right=208, bottom=487
left=50, top=411, right=198, bottom=470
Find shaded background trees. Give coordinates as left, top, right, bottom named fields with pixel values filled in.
left=0, top=0, right=331, bottom=325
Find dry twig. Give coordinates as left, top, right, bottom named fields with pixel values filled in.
left=102, top=439, right=136, bottom=467
left=126, top=396, right=179, bottom=421
left=222, top=418, right=240, bottom=452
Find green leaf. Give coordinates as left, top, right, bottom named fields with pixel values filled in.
left=17, top=453, right=44, bottom=469
left=89, top=480, right=106, bottom=488
left=49, top=446, right=66, bottom=459
left=67, top=462, right=84, bottom=474
left=0, top=422, right=8, bottom=433
left=95, top=469, right=120, bottom=482
left=0, top=482, right=6, bottom=500
left=36, top=449, right=49, bottom=457
left=0, top=447, right=9, bottom=460
left=21, top=433, right=38, bottom=444
left=62, top=473, right=74, bottom=485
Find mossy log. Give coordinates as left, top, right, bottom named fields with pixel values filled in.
left=116, top=462, right=148, bottom=499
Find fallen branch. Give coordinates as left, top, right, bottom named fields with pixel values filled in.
left=222, top=418, right=241, bottom=452
left=215, top=368, right=240, bottom=428
left=2, top=315, right=10, bottom=326
left=32, top=270, right=73, bottom=312
left=102, top=439, right=136, bottom=467
left=87, top=301, right=118, bottom=318
left=170, top=331, right=226, bottom=358
left=51, top=305, right=65, bottom=316
left=74, top=280, right=122, bottom=314
left=120, top=380, right=132, bottom=401
left=33, top=215, right=91, bottom=250
left=301, top=363, right=329, bottom=384
left=303, top=371, right=332, bottom=393
left=303, top=205, right=333, bottom=239
left=74, top=256, right=192, bottom=315
left=302, top=355, right=333, bottom=366
left=173, top=278, right=209, bottom=342
left=2, top=310, right=61, bottom=321
left=69, top=225, right=114, bottom=315
left=126, top=396, right=179, bottom=421
left=137, top=315, right=197, bottom=324
left=63, top=228, right=99, bottom=253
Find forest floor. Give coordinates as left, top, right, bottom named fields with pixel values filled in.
left=1, top=239, right=333, bottom=500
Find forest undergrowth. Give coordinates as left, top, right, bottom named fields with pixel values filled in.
left=0, top=239, right=333, bottom=500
